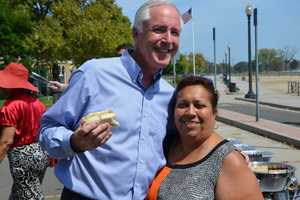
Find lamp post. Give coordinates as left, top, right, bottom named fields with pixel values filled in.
left=213, top=27, right=217, bottom=89
left=224, top=52, right=228, bottom=84
left=227, top=45, right=231, bottom=85
left=245, top=4, right=256, bottom=99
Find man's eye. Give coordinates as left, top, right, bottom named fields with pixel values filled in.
left=171, top=30, right=179, bottom=37
left=152, top=27, right=166, bottom=33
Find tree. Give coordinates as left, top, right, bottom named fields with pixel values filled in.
left=278, top=46, right=298, bottom=71
left=26, top=0, right=132, bottom=66
left=233, top=61, right=248, bottom=73
left=258, top=48, right=280, bottom=72
left=0, top=0, right=33, bottom=58
left=176, top=54, right=190, bottom=74
left=187, top=53, right=207, bottom=74
left=8, top=0, right=59, bottom=20
left=290, top=59, right=299, bottom=70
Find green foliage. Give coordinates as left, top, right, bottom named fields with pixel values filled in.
left=233, top=61, right=248, bottom=73
left=258, top=48, right=285, bottom=72
left=164, top=53, right=208, bottom=75
left=176, top=54, right=190, bottom=74
left=26, top=0, right=132, bottom=65
left=39, top=96, right=53, bottom=108
left=0, top=1, right=33, bottom=57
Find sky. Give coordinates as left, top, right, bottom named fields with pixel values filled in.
left=115, top=0, right=300, bottom=65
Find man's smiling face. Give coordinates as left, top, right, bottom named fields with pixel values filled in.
left=133, top=4, right=181, bottom=74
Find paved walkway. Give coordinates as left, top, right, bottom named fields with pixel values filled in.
left=215, top=75, right=300, bottom=149
left=215, top=75, right=300, bottom=186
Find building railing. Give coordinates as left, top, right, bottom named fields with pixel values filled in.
left=288, top=81, right=300, bottom=96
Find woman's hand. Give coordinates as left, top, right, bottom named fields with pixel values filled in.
left=0, top=126, right=15, bottom=161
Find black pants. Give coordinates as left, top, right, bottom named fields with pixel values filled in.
left=60, top=187, right=94, bottom=200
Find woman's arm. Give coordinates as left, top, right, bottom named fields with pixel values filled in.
left=0, top=126, right=15, bottom=161
left=215, top=151, right=263, bottom=200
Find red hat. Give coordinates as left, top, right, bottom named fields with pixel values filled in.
left=0, top=62, right=38, bottom=92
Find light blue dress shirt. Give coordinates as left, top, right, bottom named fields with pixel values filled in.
left=39, top=51, right=174, bottom=200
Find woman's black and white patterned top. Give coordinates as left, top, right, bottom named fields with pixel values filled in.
left=158, top=140, right=235, bottom=200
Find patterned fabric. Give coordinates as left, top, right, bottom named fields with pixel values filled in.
left=0, top=92, right=46, bottom=148
left=147, top=140, right=235, bottom=200
left=7, top=142, right=49, bottom=200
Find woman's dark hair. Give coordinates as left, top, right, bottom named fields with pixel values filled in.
left=164, top=75, right=219, bottom=158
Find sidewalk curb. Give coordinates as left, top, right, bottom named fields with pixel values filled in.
left=235, top=97, right=300, bottom=112
left=217, top=109, right=300, bottom=149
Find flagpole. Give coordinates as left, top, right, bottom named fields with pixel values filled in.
left=181, top=8, right=194, bottom=74
left=192, top=14, right=196, bottom=75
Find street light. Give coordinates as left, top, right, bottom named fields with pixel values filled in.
left=224, top=52, right=228, bottom=84
left=213, top=27, right=217, bottom=89
left=227, top=45, right=231, bottom=85
left=245, top=4, right=256, bottom=99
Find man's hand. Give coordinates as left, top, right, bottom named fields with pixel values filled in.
left=70, top=121, right=112, bottom=153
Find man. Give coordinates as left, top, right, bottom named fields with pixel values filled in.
left=39, top=0, right=182, bottom=199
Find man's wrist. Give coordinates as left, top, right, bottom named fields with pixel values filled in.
left=70, top=134, right=84, bottom=153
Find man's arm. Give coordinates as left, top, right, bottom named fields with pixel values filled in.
left=39, top=118, right=113, bottom=158
left=39, top=62, right=113, bottom=158
left=0, top=126, right=15, bottom=161
left=39, top=69, right=86, bottom=158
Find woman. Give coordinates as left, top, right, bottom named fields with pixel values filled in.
left=147, top=75, right=263, bottom=200
left=0, top=62, right=49, bottom=200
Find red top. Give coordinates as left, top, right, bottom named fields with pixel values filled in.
left=0, top=92, right=46, bottom=148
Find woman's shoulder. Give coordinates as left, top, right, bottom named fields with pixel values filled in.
left=223, top=150, right=249, bottom=170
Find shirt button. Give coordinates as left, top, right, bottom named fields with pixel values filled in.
left=140, top=160, right=144, bottom=164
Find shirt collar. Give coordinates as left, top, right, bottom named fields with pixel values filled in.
left=121, top=50, right=163, bottom=89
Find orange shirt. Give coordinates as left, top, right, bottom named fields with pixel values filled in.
left=0, top=92, right=46, bottom=148
left=146, top=166, right=171, bottom=200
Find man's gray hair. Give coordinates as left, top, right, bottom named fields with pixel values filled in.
left=133, top=0, right=183, bottom=32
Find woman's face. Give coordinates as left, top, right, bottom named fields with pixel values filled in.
left=174, top=85, right=216, bottom=140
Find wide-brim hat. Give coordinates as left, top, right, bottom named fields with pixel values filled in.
left=0, top=62, right=38, bottom=92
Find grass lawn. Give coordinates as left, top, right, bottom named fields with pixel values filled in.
left=39, top=96, right=53, bottom=108
left=0, top=96, right=53, bottom=108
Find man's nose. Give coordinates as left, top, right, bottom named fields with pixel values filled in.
left=162, top=31, right=172, bottom=43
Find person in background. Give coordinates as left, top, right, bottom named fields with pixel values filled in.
left=146, top=75, right=263, bottom=200
left=48, top=80, right=68, bottom=93
left=0, top=62, right=49, bottom=200
left=48, top=44, right=133, bottom=94
left=116, top=43, right=133, bottom=56
left=39, top=0, right=182, bottom=199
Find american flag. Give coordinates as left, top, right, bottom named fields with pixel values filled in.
left=182, top=8, right=192, bottom=24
